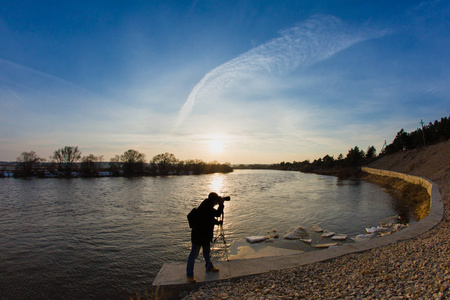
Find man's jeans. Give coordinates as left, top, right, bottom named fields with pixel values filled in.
left=186, top=242, right=214, bottom=277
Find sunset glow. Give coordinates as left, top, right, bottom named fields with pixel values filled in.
left=208, top=138, right=224, bottom=154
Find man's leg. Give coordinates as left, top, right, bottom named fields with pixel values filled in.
left=202, top=242, right=218, bottom=272
left=186, top=243, right=201, bottom=278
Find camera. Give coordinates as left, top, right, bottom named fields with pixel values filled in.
left=222, top=196, right=231, bottom=201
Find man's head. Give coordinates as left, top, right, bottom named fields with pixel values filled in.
left=208, top=192, right=220, bottom=204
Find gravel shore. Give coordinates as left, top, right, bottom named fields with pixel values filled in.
left=183, top=141, right=450, bottom=299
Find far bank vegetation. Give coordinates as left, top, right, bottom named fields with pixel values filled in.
left=236, top=116, right=450, bottom=178
left=5, top=148, right=232, bottom=178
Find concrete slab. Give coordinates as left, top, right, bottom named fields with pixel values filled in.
left=228, top=242, right=304, bottom=260
left=152, top=168, right=444, bottom=300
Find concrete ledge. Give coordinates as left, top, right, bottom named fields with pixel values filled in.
left=152, top=168, right=444, bottom=299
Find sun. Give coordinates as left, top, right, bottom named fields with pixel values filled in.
left=208, top=138, right=224, bottom=154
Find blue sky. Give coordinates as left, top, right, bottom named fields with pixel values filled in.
left=0, top=0, right=449, bottom=164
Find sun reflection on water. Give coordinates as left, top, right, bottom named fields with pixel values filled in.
left=209, top=173, right=224, bottom=194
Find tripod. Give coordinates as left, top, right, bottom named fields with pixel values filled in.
left=212, top=212, right=229, bottom=262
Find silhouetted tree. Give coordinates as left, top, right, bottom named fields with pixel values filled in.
left=51, top=146, right=82, bottom=176
left=366, top=146, right=376, bottom=158
left=346, top=146, right=365, bottom=166
left=184, top=159, right=206, bottom=174
left=175, top=160, right=185, bottom=174
left=151, top=152, right=178, bottom=175
left=322, top=155, right=335, bottom=168
left=109, top=155, right=122, bottom=176
left=16, top=151, right=42, bottom=177
left=120, top=149, right=146, bottom=176
left=81, top=154, right=100, bottom=177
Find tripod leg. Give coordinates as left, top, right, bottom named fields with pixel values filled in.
left=219, top=224, right=229, bottom=261
left=211, top=212, right=230, bottom=261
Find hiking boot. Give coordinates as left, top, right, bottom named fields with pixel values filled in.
left=187, top=276, right=197, bottom=283
left=207, top=267, right=219, bottom=273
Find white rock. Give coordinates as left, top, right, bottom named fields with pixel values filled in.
left=365, top=226, right=389, bottom=234
left=245, top=236, right=267, bottom=243
left=321, top=231, right=336, bottom=238
left=310, top=225, right=324, bottom=232
left=331, top=234, right=347, bottom=240
left=284, top=226, right=308, bottom=240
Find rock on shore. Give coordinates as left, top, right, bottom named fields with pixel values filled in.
left=183, top=141, right=450, bottom=299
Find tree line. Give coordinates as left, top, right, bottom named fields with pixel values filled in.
left=382, top=116, right=450, bottom=155
left=272, top=145, right=377, bottom=176
left=244, top=116, right=449, bottom=178
left=9, top=147, right=232, bottom=178
left=232, top=145, right=377, bottom=177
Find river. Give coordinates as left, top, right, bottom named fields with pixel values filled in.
left=0, top=170, right=417, bottom=299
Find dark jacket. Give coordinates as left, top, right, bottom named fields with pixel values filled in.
left=191, top=198, right=224, bottom=245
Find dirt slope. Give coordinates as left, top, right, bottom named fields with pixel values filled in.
left=368, top=140, right=450, bottom=186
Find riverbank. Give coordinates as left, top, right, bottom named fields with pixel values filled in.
left=183, top=140, right=450, bottom=299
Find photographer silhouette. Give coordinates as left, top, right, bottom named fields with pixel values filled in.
left=186, top=192, right=224, bottom=283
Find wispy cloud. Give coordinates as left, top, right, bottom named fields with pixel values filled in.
left=175, top=15, right=389, bottom=130
left=0, top=58, right=103, bottom=114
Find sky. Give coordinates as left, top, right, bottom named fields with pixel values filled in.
left=0, top=0, right=449, bottom=164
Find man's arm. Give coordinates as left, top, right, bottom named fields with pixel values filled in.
left=213, top=200, right=224, bottom=217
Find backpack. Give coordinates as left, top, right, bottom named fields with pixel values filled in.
left=187, top=207, right=200, bottom=229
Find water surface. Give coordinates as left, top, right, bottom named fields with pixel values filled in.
left=0, top=170, right=416, bottom=299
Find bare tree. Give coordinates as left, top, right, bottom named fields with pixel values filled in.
left=16, top=151, right=42, bottom=177
left=151, top=152, right=178, bottom=175
left=81, top=154, right=99, bottom=177
left=184, top=158, right=205, bottom=175
left=109, top=155, right=122, bottom=176
left=120, top=149, right=146, bottom=176
left=51, top=146, right=82, bottom=177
